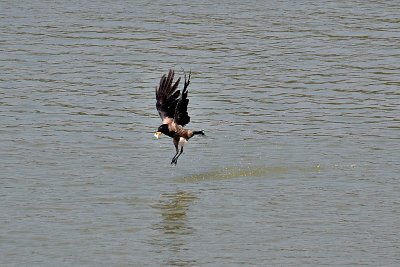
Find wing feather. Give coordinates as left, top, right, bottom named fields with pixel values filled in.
left=156, top=69, right=181, bottom=123
left=174, top=71, right=191, bottom=126
left=155, top=69, right=192, bottom=126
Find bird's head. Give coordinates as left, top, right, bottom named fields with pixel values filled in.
left=154, top=124, right=169, bottom=139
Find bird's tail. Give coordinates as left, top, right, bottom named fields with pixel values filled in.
left=193, top=129, right=205, bottom=136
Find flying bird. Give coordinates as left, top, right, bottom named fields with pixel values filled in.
left=154, top=69, right=205, bottom=165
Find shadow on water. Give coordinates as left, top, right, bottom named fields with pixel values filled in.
left=150, top=191, right=198, bottom=266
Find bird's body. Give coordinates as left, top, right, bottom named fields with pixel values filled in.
left=154, top=69, right=204, bottom=165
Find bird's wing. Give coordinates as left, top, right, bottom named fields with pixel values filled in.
left=174, top=71, right=191, bottom=126
left=155, top=69, right=181, bottom=124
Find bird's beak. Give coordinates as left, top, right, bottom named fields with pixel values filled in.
left=154, top=131, right=162, bottom=139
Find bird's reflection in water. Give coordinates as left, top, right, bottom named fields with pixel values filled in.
left=150, top=190, right=198, bottom=266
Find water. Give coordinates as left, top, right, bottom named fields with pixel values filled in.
left=1, top=0, right=399, bottom=266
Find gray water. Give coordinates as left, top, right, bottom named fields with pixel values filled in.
left=1, top=0, right=400, bottom=266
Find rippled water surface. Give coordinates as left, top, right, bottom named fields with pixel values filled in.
left=1, top=0, right=400, bottom=266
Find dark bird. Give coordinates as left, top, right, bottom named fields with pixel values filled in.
left=154, top=69, right=205, bottom=165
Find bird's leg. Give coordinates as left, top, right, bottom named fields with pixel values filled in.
left=171, top=147, right=180, bottom=165
left=171, top=147, right=184, bottom=165
left=171, top=138, right=180, bottom=165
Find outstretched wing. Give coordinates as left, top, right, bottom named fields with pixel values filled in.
left=174, top=71, right=191, bottom=126
left=155, top=69, right=181, bottom=124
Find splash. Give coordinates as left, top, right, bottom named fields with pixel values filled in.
left=177, top=165, right=293, bottom=183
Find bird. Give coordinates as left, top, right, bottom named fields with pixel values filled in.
left=154, top=69, right=205, bottom=165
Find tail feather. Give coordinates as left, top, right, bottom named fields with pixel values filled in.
left=193, top=129, right=205, bottom=136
